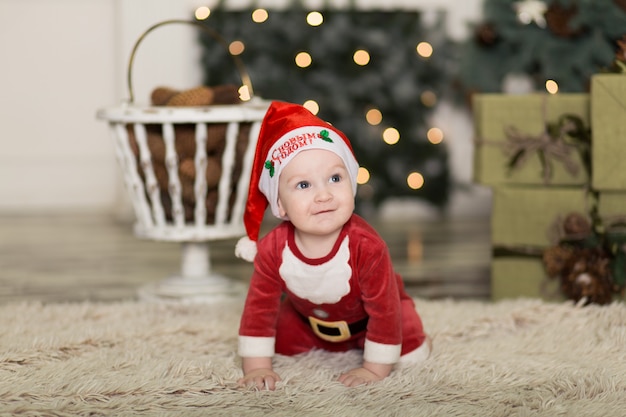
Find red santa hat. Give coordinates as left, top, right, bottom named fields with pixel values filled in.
left=235, top=101, right=359, bottom=261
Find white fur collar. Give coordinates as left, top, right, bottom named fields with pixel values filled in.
left=279, top=236, right=352, bottom=304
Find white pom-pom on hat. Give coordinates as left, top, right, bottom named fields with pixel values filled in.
left=235, top=236, right=257, bottom=262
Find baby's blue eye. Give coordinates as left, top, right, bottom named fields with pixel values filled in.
left=296, top=181, right=310, bottom=190
left=330, top=174, right=341, bottom=183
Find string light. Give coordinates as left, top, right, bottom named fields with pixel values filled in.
left=238, top=85, right=251, bottom=101
left=306, top=11, right=324, bottom=26
left=420, top=90, right=437, bottom=107
left=357, top=167, right=370, bottom=185
left=365, top=108, right=382, bottom=125
left=383, top=127, right=400, bottom=145
left=252, top=9, right=269, bottom=23
left=546, top=79, right=559, bottom=94
left=353, top=50, right=370, bottom=66
left=195, top=7, right=211, bottom=20
left=295, top=52, right=312, bottom=68
left=416, top=42, right=433, bottom=58
left=427, top=127, right=444, bottom=144
left=407, top=172, right=424, bottom=189
left=228, top=41, right=245, bottom=56
left=302, top=100, right=319, bottom=115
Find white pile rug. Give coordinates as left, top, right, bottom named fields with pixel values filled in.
left=1, top=297, right=625, bottom=416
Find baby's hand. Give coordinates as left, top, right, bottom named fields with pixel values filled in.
left=337, top=367, right=385, bottom=387
left=238, top=368, right=282, bottom=391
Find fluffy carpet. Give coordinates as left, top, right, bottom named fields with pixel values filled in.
left=1, top=297, right=625, bottom=417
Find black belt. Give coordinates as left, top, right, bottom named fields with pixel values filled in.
left=298, top=311, right=368, bottom=342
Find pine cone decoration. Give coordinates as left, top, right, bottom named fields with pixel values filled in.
left=151, top=87, right=180, bottom=106
left=211, top=85, right=242, bottom=105
left=474, top=22, right=500, bottom=47
left=545, top=3, right=585, bottom=38
left=123, top=84, right=252, bottom=225
left=543, top=245, right=575, bottom=277
left=166, top=86, right=215, bottom=106
left=562, top=212, right=592, bottom=239
left=560, top=248, right=614, bottom=305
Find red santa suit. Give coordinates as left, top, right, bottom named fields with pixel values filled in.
left=238, top=214, right=427, bottom=365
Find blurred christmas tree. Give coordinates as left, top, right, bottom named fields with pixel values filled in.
left=195, top=6, right=459, bottom=211
left=460, top=0, right=626, bottom=94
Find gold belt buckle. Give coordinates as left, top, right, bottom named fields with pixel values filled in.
left=308, top=316, right=351, bottom=342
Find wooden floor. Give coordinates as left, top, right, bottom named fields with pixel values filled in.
left=0, top=213, right=492, bottom=305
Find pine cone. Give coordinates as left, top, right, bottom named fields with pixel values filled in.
left=211, top=85, right=242, bottom=104
left=206, top=124, right=228, bottom=155
left=151, top=87, right=180, bottom=105
left=474, top=22, right=499, bottom=47
left=179, top=159, right=196, bottom=182
left=146, top=128, right=166, bottom=161
left=152, top=162, right=169, bottom=191
left=174, top=126, right=197, bottom=160
left=206, top=156, right=222, bottom=188
left=560, top=248, right=614, bottom=305
left=167, top=86, right=215, bottom=106
left=543, top=245, right=574, bottom=277
left=562, top=212, right=592, bottom=239
left=545, top=3, right=585, bottom=38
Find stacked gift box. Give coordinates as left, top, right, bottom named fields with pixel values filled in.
left=473, top=74, right=626, bottom=304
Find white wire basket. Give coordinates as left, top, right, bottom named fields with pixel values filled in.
left=97, top=20, right=269, bottom=302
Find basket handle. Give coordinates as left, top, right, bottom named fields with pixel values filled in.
left=126, top=19, right=254, bottom=104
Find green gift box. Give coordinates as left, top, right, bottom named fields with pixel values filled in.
left=473, top=93, right=590, bottom=187
left=490, top=186, right=593, bottom=301
left=591, top=74, right=626, bottom=190
left=491, top=186, right=592, bottom=248
left=597, top=190, right=626, bottom=222
left=492, top=257, right=561, bottom=301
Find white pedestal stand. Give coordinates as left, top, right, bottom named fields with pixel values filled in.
left=138, top=242, right=247, bottom=303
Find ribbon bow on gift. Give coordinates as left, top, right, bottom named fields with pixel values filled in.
left=504, top=114, right=591, bottom=184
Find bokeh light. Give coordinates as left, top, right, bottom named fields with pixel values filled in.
left=383, top=127, right=400, bottom=145
left=420, top=90, right=437, bottom=107
left=353, top=50, right=370, bottom=66
left=407, top=172, right=425, bottom=189
left=546, top=79, right=559, bottom=94
left=427, top=127, right=444, bottom=144
left=365, top=108, right=382, bottom=125
left=295, top=52, right=312, bottom=68
left=228, top=41, right=245, bottom=56
left=238, top=85, right=251, bottom=101
left=357, top=167, right=370, bottom=185
left=416, top=42, right=433, bottom=58
left=303, top=100, right=319, bottom=115
left=252, top=9, right=269, bottom=23
left=195, top=7, right=211, bottom=20
left=306, top=11, right=324, bottom=26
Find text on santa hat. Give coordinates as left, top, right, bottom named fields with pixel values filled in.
left=266, top=130, right=333, bottom=176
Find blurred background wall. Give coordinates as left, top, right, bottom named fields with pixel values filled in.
left=0, top=0, right=484, bottom=218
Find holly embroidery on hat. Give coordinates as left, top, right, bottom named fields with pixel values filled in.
left=264, top=160, right=275, bottom=177
left=318, top=129, right=333, bottom=143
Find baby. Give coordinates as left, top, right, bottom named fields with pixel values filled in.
left=235, top=101, right=430, bottom=390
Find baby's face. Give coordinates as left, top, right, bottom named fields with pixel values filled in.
left=277, top=149, right=354, bottom=237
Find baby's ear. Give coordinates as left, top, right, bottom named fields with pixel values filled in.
left=277, top=198, right=287, bottom=218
